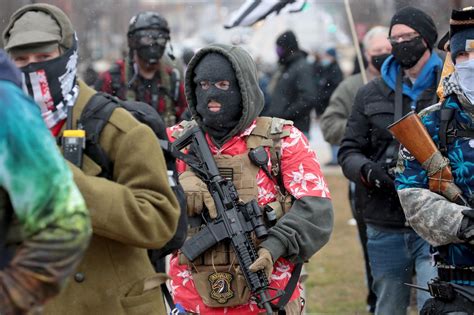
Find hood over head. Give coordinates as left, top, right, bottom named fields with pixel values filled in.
left=184, top=43, right=264, bottom=144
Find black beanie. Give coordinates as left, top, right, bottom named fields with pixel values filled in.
left=389, top=6, right=438, bottom=50
left=276, top=30, right=299, bottom=51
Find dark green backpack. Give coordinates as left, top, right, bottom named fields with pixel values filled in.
left=78, top=92, right=187, bottom=270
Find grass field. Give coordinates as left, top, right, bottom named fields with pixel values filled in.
left=304, top=172, right=421, bottom=315
left=304, top=173, right=370, bottom=314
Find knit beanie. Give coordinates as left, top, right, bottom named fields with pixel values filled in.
left=389, top=6, right=438, bottom=50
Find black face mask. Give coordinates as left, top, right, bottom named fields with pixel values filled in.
left=193, top=53, right=242, bottom=144
left=137, top=44, right=165, bottom=64
left=391, top=36, right=427, bottom=69
left=370, top=53, right=391, bottom=72
left=20, top=38, right=78, bottom=114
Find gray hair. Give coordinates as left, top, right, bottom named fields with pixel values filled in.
left=362, top=26, right=389, bottom=52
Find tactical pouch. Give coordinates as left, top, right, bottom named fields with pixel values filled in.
left=192, top=264, right=250, bottom=307
left=178, top=228, right=254, bottom=307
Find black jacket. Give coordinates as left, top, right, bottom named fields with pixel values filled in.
left=262, top=51, right=316, bottom=133
left=338, top=77, right=438, bottom=229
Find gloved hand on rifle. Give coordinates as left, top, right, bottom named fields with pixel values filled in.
left=249, top=248, right=274, bottom=281
left=179, top=171, right=217, bottom=219
left=361, top=162, right=394, bottom=191
left=458, top=209, right=474, bottom=243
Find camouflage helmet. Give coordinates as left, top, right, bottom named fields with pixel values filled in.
left=127, top=11, right=170, bottom=49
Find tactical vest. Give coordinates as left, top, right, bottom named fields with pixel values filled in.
left=175, top=117, right=293, bottom=308
left=111, top=61, right=180, bottom=127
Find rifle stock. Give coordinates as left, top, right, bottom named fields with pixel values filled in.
left=388, top=112, right=468, bottom=206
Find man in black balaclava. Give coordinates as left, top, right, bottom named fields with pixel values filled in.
left=168, top=44, right=333, bottom=314
left=261, top=30, right=316, bottom=136
left=194, top=53, right=242, bottom=145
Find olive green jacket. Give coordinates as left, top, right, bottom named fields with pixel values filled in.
left=44, top=81, right=179, bottom=315
left=320, top=72, right=366, bottom=145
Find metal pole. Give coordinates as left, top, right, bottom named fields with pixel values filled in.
left=344, top=0, right=367, bottom=84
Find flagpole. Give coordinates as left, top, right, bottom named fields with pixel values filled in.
left=344, top=0, right=367, bottom=84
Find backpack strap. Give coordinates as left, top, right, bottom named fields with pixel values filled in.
left=438, top=107, right=455, bottom=155
left=79, top=92, right=119, bottom=179
left=438, top=96, right=474, bottom=155
left=394, top=69, right=404, bottom=122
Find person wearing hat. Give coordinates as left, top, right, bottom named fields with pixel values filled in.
left=3, top=3, right=180, bottom=314
left=261, top=30, right=317, bottom=137
left=338, top=6, right=442, bottom=314
left=395, top=6, right=474, bottom=314
left=321, top=25, right=392, bottom=313
left=94, top=11, right=187, bottom=127
left=0, top=48, right=91, bottom=315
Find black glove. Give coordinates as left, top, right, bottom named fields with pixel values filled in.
left=361, top=162, right=394, bottom=191
left=458, top=209, right=474, bottom=242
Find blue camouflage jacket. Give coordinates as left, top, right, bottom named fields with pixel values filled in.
left=396, top=95, right=474, bottom=196
left=396, top=94, right=474, bottom=268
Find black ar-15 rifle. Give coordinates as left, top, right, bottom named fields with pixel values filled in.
left=172, top=125, right=283, bottom=314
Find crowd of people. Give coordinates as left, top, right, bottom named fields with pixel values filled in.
left=0, top=2, right=473, bottom=315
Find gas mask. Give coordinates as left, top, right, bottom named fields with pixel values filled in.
left=134, top=30, right=168, bottom=64
left=193, top=53, right=242, bottom=144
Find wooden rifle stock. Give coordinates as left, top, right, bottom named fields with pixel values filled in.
left=388, top=112, right=467, bottom=206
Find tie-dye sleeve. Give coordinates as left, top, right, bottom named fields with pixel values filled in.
left=0, top=81, right=91, bottom=313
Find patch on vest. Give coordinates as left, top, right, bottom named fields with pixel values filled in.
left=218, top=167, right=234, bottom=181
left=400, top=146, right=416, bottom=161
left=208, top=272, right=234, bottom=304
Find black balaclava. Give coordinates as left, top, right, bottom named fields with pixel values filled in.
left=276, top=30, right=299, bottom=64
left=193, top=53, right=242, bottom=144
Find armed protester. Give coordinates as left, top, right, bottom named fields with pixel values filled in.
left=95, top=11, right=187, bottom=126
left=338, top=6, right=442, bottom=314
left=167, top=44, right=333, bottom=314
left=3, top=3, right=180, bottom=314
left=0, top=49, right=91, bottom=315
left=394, top=7, right=474, bottom=314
